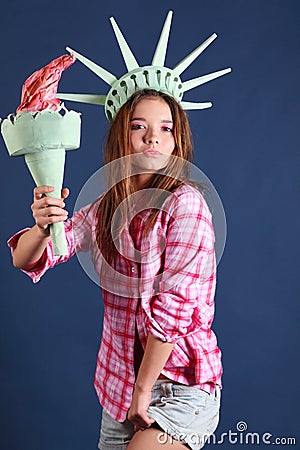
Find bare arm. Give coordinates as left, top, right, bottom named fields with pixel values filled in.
left=135, top=333, right=174, bottom=391
left=127, top=333, right=174, bottom=430
left=12, top=185, right=69, bottom=269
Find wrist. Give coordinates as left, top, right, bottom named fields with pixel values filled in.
left=134, top=380, right=153, bottom=393
left=34, top=224, right=51, bottom=239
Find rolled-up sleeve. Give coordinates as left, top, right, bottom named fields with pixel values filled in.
left=141, top=188, right=216, bottom=343
left=7, top=200, right=98, bottom=283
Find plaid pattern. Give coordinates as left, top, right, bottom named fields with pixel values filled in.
left=8, top=184, right=222, bottom=422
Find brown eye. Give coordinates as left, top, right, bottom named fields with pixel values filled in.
left=131, top=124, right=145, bottom=130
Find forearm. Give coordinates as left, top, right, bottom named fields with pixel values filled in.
left=135, top=333, right=174, bottom=392
left=12, top=224, right=51, bottom=269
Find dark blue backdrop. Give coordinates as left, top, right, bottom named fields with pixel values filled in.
left=0, top=1, right=299, bottom=449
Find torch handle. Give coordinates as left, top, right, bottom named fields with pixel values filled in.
left=49, top=222, right=68, bottom=256
left=25, top=149, right=68, bottom=256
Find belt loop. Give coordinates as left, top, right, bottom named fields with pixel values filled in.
left=162, top=382, right=173, bottom=398
left=214, top=384, right=220, bottom=399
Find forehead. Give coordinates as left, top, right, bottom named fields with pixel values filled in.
left=131, top=97, right=172, bottom=119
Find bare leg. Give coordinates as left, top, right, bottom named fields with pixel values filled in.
left=127, top=427, right=188, bottom=450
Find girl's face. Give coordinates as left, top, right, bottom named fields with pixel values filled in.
left=129, top=97, right=175, bottom=172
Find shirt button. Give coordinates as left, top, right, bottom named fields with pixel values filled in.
left=131, top=267, right=135, bottom=273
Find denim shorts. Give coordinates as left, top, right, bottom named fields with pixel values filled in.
left=98, top=379, right=221, bottom=450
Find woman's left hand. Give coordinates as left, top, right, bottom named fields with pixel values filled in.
left=127, top=386, right=155, bottom=431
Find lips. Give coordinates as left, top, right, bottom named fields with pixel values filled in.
left=143, top=149, right=162, bottom=157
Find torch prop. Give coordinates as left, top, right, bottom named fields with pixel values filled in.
left=1, top=54, right=81, bottom=255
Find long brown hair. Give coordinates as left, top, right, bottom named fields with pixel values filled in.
left=96, top=89, right=194, bottom=264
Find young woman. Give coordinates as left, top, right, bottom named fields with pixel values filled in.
left=9, top=89, right=222, bottom=450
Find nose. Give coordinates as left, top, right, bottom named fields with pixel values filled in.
left=144, top=128, right=159, bottom=145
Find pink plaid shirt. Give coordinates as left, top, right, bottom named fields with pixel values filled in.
left=8, top=184, right=222, bottom=422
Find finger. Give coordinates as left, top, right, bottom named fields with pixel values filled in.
left=34, top=186, right=54, bottom=200
left=43, top=215, right=68, bottom=226
left=44, top=206, right=69, bottom=217
left=31, top=201, right=63, bottom=219
left=34, top=206, right=68, bottom=221
left=33, top=203, right=68, bottom=219
left=144, top=418, right=155, bottom=427
left=33, top=196, right=66, bottom=210
left=135, top=421, right=152, bottom=432
left=131, top=415, right=154, bottom=429
left=36, top=213, right=68, bottom=228
left=61, top=188, right=70, bottom=199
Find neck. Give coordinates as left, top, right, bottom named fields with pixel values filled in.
left=132, top=173, right=154, bottom=191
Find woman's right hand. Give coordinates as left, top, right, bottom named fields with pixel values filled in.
left=31, top=185, right=69, bottom=236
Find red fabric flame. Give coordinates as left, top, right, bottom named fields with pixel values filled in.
left=16, top=54, right=75, bottom=113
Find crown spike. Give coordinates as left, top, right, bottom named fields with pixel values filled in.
left=66, top=47, right=117, bottom=86
left=61, top=13, right=231, bottom=119
left=181, top=101, right=212, bottom=110
left=173, top=33, right=218, bottom=76
left=110, top=17, right=139, bottom=71
left=57, top=93, right=106, bottom=105
left=152, top=10, right=173, bottom=66
left=182, top=67, right=232, bottom=92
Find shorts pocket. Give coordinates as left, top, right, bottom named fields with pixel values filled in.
left=149, top=387, right=208, bottom=429
left=168, top=398, right=205, bottom=427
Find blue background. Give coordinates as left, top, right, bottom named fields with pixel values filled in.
left=0, top=1, right=299, bottom=449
